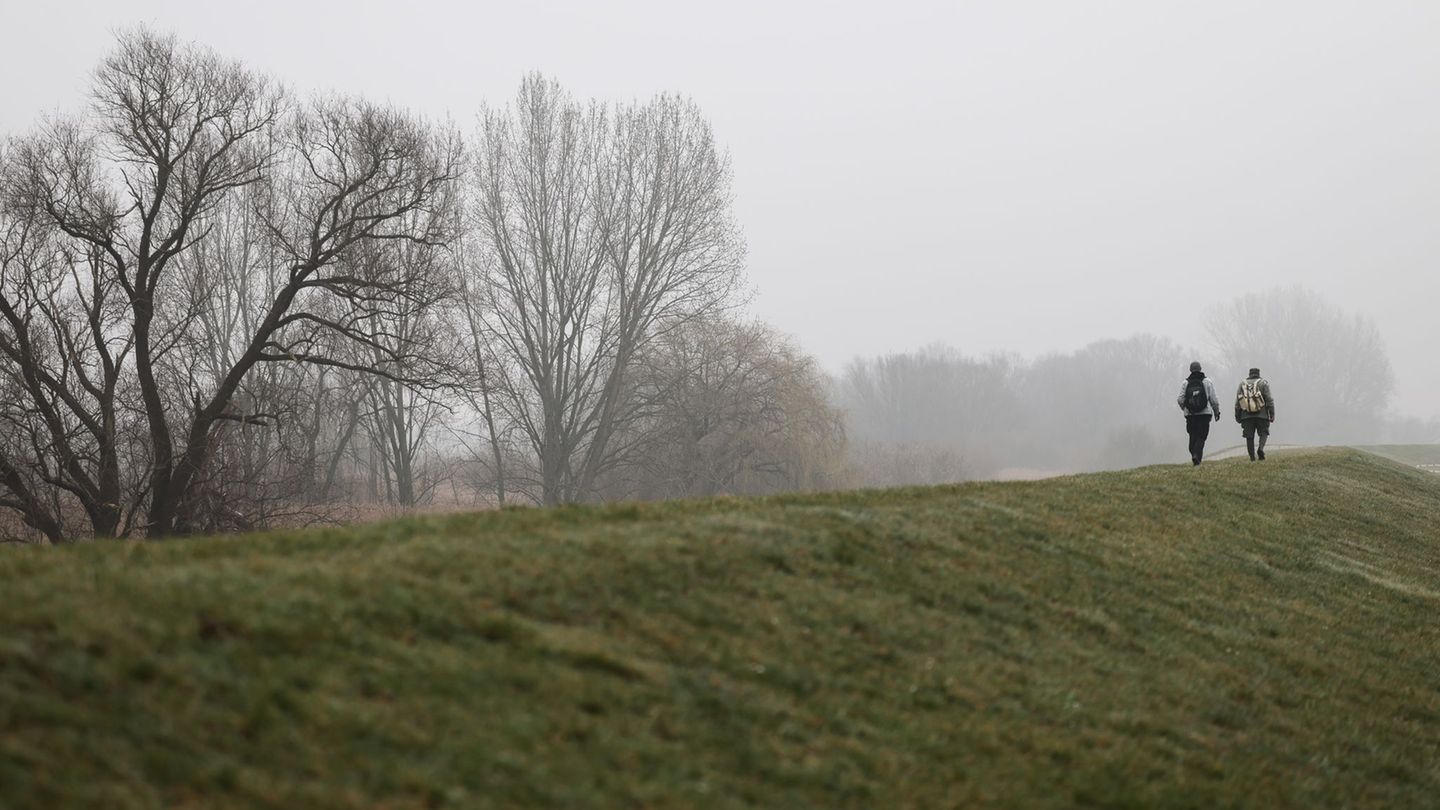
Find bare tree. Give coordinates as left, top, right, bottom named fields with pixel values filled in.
left=468, top=76, right=744, bottom=505
left=0, top=29, right=461, bottom=538
left=1207, top=287, right=1394, bottom=443
left=455, top=237, right=511, bottom=506
left=612, top=318, right=848, bottom=499
left=0, top=144, right=137, bottom=541
left=348, top=233, right=460, bottom=507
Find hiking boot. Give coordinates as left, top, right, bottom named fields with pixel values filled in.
left=1257, top=450, right=1266, bottom=461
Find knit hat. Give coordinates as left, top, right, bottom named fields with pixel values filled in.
left=1249, top=367, right=1261, bottom=377
left=1189, top=361, right=1202, bottom=373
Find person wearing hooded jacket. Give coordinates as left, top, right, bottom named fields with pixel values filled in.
left=1177, top=361, right=1221, bottom=466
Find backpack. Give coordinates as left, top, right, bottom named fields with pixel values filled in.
left=1184, top=378, right=1209, bottom=414
left=1238, top=378, right=1266, bottom=414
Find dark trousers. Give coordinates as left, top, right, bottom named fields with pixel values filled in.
left=1242, top=417, right=1270, bottom=459
left=1185, top=415, right=1212, bottom=463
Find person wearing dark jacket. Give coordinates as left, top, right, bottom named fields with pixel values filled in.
left=1176, top=361, right=1221, bottom=466
left=1234, top=368, right=1276, bottom=461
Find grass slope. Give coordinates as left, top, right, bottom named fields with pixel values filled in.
left=3, top=449, right=1439, bottom=809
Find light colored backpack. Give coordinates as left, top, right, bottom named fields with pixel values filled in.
left=1238, top=379, right=1266, bottom=414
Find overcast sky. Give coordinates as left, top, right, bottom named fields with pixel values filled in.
left=3, top=0, right=1437, bottom=417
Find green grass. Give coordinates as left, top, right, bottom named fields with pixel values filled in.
left=2, top=449, right=1439, bottom=809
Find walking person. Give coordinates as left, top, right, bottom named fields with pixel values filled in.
left=1235, top=368, right=1276, bottom=461
left=1177, top=361, right=1221, bottom=466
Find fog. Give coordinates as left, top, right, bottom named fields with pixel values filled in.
left=2, top=0, right=1436, bottom=418
left=1, top=3, right=1437, bottom=541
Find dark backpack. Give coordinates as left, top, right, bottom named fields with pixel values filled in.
left=1184, top=378, right=1208, bottom=414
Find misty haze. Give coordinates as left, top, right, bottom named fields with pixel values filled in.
left=2, top=2, right=1437, bottom=807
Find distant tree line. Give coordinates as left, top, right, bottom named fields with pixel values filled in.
left=839, top=335, right=1187, bottom=483
left=840, top=287, right=1430, bottom=485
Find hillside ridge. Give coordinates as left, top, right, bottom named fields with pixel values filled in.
left=2, top=448, right=1439, bottom=808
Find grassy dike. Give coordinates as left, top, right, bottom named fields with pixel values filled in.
left=2, top=449, right=1438, bottom=808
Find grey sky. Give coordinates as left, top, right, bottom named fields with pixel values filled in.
left=3, top=0, right=1437, bottom=416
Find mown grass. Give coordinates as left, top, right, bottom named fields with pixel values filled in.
left=2, top=449, right=1438, bottom=809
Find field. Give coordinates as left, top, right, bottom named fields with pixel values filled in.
left=1357, top=444, right=1440, bottom=469
left=2, top=449, right=1439, bottom=808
